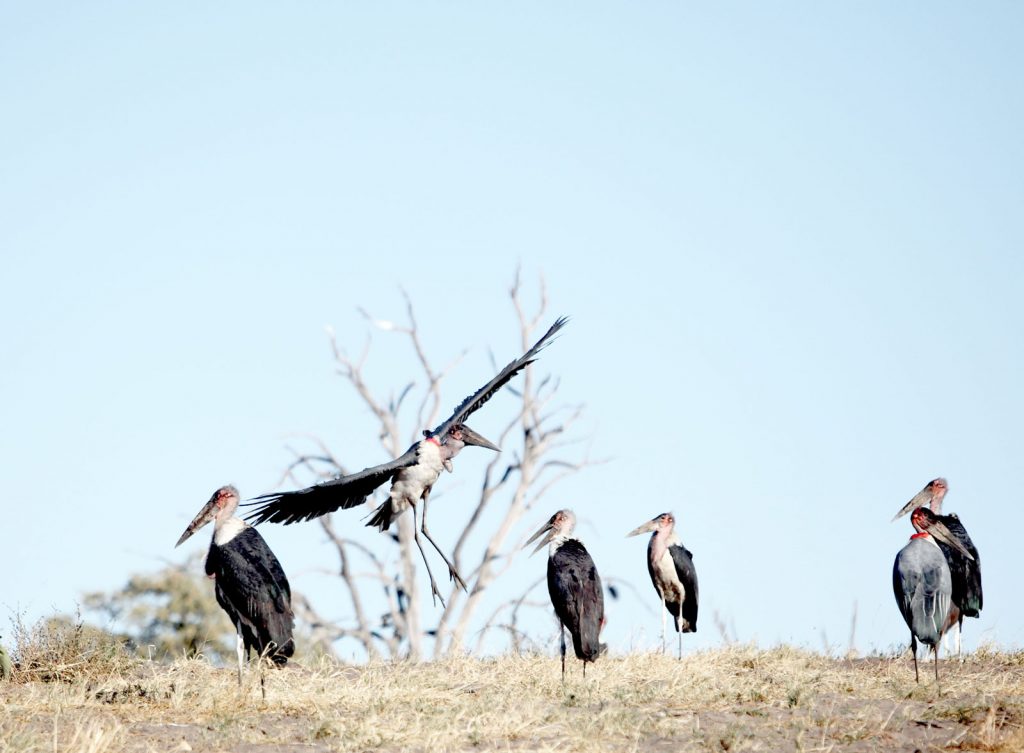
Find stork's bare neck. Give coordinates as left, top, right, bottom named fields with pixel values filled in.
left=652, top=515, right=680, bottom=563
left=926, top=478, right=948, bottom=513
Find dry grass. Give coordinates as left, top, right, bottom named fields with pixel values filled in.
left=2, top=644, right=1023, bottom=752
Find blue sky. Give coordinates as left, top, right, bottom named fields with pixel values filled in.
left=2, top=4, right=1022, bottom=659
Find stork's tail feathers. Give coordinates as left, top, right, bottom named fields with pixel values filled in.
left=267, top=640, right=294, bottom=667
left=572, top=631, right=603, bottom=663
left=366, top=500, right=395, bottom=532
left=672, top=612, right=697, bottom=633
left=260, top=612, right=295, bottom=667
left=573, top=611, right=604, bottom=663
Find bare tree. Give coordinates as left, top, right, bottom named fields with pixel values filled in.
left=273, top=273, right=592, bottom=660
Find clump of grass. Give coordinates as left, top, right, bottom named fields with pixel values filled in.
left=9, top=611, right=139, bottom=684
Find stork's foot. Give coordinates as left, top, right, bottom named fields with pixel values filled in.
left=447, top=565, right=468, bottom=592
left=426, top=572, right=447, bottom=609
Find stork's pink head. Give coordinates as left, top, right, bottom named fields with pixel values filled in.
left=910, top=506, right=930, bottom=534
left=926, top=478, right=948, bottom=511
left=175, top=485, right=240, bottom=547
left=891, top=477, right=949, bottom=522
left=524, top=509, right=577, bottom=555
left=907, top=505, right=975, bottom=560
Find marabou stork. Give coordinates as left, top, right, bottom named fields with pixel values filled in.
left=892, top=506, right=974, bottom=688
left=892, top=478, right=982, bottom=656
left=626, top=512, right=698, bottom=658
left=245, top=316, right=568, bottom=606
left=525, top=509, right=605, bottom=679
left=176, top=486, right=294, bottom=688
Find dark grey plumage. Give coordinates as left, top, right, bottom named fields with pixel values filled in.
left=893, top=536, right=952, bottom=649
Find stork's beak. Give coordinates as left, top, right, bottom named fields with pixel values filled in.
left=524, top=515, right=556, bottom=556
left=460, top=424, right=500, bottom=452
left=175, top=491, right=220, bottom=548
left=927, top=519, right=975, bottom=561
left=891, top=487, right=932, bottom=522
left=626, top=518, right=660, bottom=537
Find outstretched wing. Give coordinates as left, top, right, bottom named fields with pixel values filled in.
left=243, top=444, right=421, bottom=525
left=431, top=316, right=567, bottom=439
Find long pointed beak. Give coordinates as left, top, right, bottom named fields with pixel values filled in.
left=175, top=494, right=219, bottom=548
left=627, top=518, right=659, bottom=537
left=460, top=425, right=500, bottom=452
left=892, top=489, right=932, bottom=522
left=524, top=521, right=554, bottom=556
left=928, top=520, right=975, bottom=560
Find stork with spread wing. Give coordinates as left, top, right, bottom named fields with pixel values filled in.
left=245, top=316, right=568, bottom=605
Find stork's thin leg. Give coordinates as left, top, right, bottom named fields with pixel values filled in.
left=411, top=503, right=446, bottom=608
left=235, top=627, right=245, bottom=688
left=260, top=661, right=266, bottom=701
left=677, top=601, right=684, bottom=660
left=934, top=644, right=941, bottom=693
left=560, top=623, right=567, bottom=683
left=420, top=489, right=468, bottom=591
left=955, top=619, right=963, bottom=660
left=911, top=634, right=919, bottom=684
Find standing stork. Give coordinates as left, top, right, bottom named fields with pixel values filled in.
left=525, top=509, right=605, bottom=679
left=892, top=506, right=974, bottom=688
left=626, top=512, right=698, bottom=658
left=176, top=486, right=294, bottom=689
left=892, top=478, right=982, bottom=656
left=245, top=316, right=567, bottom=606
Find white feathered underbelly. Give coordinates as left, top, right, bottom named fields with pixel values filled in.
left=389, top=442, right=445, bottom=512
left=653, top=549, right=685, bottom=602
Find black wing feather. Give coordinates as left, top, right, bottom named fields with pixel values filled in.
left=547, top=539, right=604, bottom=661
left=936, top=513, right=983, bottom=617
left=208, top=527, right=294, bottom=663
left=243, top=444, right=421, bottom=525
left=666, top=543, right=699, bottom=633
left=432, top=317, right=567, bottom=439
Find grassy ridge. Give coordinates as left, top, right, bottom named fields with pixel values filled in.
left=1, top=645, right=1023, bottom=752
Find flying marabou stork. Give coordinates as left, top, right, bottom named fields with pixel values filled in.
left=525, top=509, right=605, bottom=679
left=176, top=486, right=294, bottom=687
left=245, top=316, right=567, bottom=606
left=627, top=512, right=698, bottom=658
left=892, top=478, right=982, bottom=656
left=892, top=506, right=974, bottom=688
